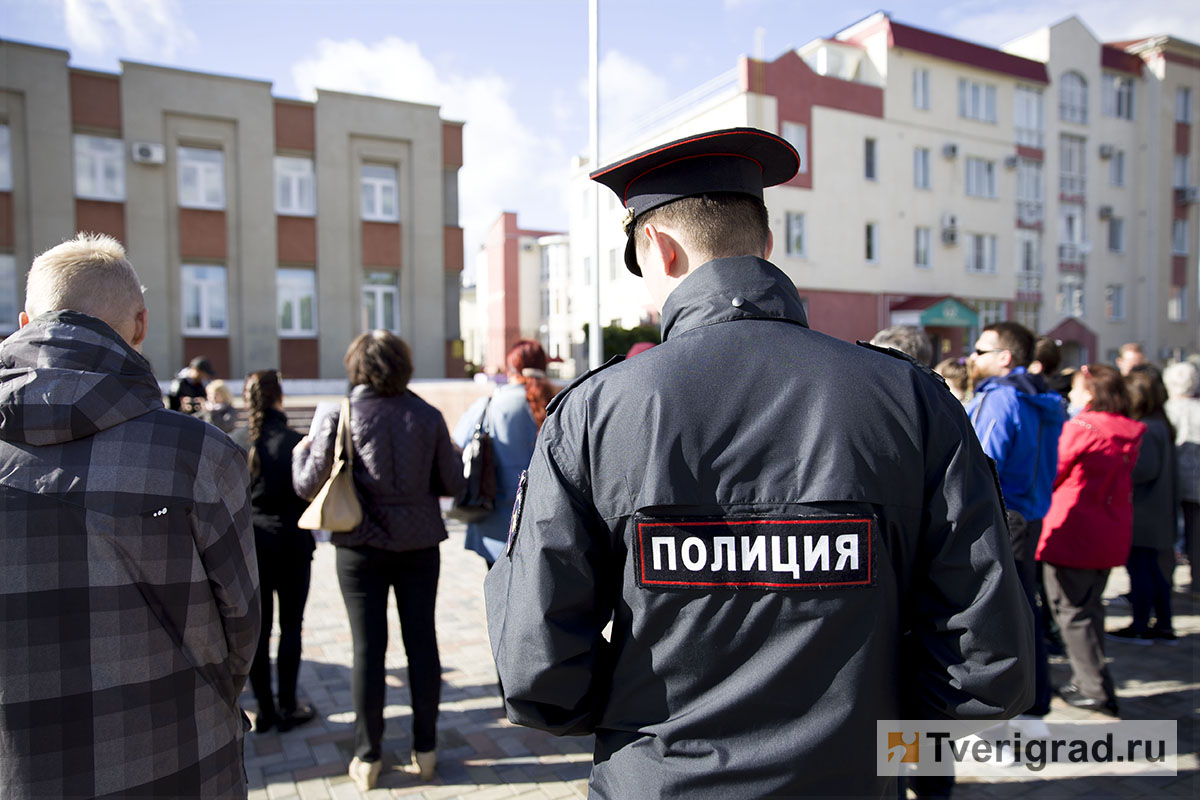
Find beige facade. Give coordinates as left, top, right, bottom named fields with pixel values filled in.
left=0, top=40, right=465, bottom=381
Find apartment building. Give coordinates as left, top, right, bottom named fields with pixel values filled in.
left=558, top=13, right=1199, bottom=371
left=0, top=39, right=466, bottom=381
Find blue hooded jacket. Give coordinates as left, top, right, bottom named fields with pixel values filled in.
left=966, top=367, right=1066, bottom=520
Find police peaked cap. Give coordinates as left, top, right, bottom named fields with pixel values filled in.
left=590, top=127, right=800, bottom=276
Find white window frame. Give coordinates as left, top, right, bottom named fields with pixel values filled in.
left=277, top=268, right=318, bottom=337
left=1014, top=85, right=1044, bottom=149
left=1177, top=87, right=1193, bottom=124
left=0, top=253, right=17, bottom=334
left=965, top=233, right=997, bottom=274
left=1173, top=219, right=1189, bottom=256
left=181, top=264, right=228, bottom=336
left=1107, top=217, right=1125, bottom=253
left=1057, top=275, right=1085, bottom=318
left=1060, top=71, right=1088, bottom=124
left=1102, top=74, right=1135, bottom=120
left=1060, top=135, right=1086, bottom=195
left=177, top=146, right=226, bottom=210
left=360, top=163, right=399, bottom=222
left=1105, top=284, right=1125, bottom=321
left=785, top=212, right=806, bottom=257
left=965, top=157, right=996, bottom=198
left=864, top=138, right=877, bottom=180
left=781, top=121, right=808, bottom=174
left=1109, top=150, right=1125, bottom=187
left=1016, top=230, right=1041, bottom=291
left=275, top=156, right=315, bottom=216
left=0, top=124, right=11, bottom=192
left=362, top=271, right=399, bottom=332
left=865, top=222, right=879, bottom=263
left=914, top=227, right=931, bottom=268
left=914, top=147, right=930, bottom=189
left=913, top=68, right=930, bottom=110
left=957, top=78, right=997, bottom=123
left=1017, top=159, right=1043, bottom=226
left=1173, top=154, right=1190, bottom=189
left=1168, top=286, right=1187, bottom=322
left=74, top=134, right=125, bottom=201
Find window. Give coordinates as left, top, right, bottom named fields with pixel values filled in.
left=1174, top=154, right=1190, bottom=189
left=1057, top=275, right=1085, bottom=317
left=1173, top=219, right=1189, bottom=255
left=913, top=68, right=930, bottom=110
left=913, top=147, right=930, bottom=189
left=275, top=157, right=315, bottom=216
left=864, top=138, right=877, bottom=180
left=1178, top=87, right=1193, bottom=124
left=781, top=121, right=808, bottom=173
left=965, top=157, right=996, bottom=198
left=1059, top=71, right=1088, bottom=123
left=74, top=135, right=125, bottom=201
left=1014, top=85, right=1044, bottom=148
left=1015, top=302, right=1039, bottom=332
left=1168, top=286, right=1187, bottom=321
left=1059, top=205, right=1085, bottom=262
left=1105, top=284, right=1125, bottom=320
left=0, top=124, right=11, bottom=191
left=1059, top=134, right=1086, bottom=196
left=1016, top=231, right=1041, bottom=291
left=785, top=212, right=806, bottom=257
left=865, top=223, right=878, bottom=263
left=1101, top=74, right=1135, bottom=120
left=177, top=147, right=225, bottom=209
left=361, top=164, right=399, bottom=221
left=914, top=227, right=931, bottom=267
left=0, top=254, right=16, bottom=334
left=540, top=288, right=550, bottom=320
left=181, top=265, right=228, bottom=335
left=277, top=268, right=317, bottom=336
left=540, top=249, right=551, bottom=282
left=965, top=233, right=997, bottom=273
left=362, top=271, right=399, bottom=331
left=957, top=78, right=997, bottom=123
left=971, top=299, right=1007, bottom=328
left=1109, top=150, right=1125, bottom=186
left=1107, top=218, right=1125, bottom=253
left=1017, top=159, right=1043, bottom=225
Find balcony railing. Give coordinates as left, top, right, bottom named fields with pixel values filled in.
left=1017, top=271, right=1043, bottom=292
left=1058, top=243, right=1088, bottom=265
left=1059, top=174, right=1085, bottom=196
left=1015, top=127, right=1044, bottom=149
left=1017, top=199, right=1043, bottom=226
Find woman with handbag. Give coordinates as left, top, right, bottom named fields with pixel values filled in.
left=292, top=331, right=462, bottom=791
left=233, top=370, right=317, bottom=733
left=453, top=340, right=556, bottom=567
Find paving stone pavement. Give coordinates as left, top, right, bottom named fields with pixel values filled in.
left=245, top=524, right=1198, bottom=799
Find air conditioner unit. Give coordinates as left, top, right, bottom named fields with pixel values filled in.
left=1003, top=155, right=1019, bottom=169
left=942, top=143, right=959, bottom=158
left=1098, top=205, right=1114, bottom=219
left=1098, top=144, right=1115, bottom=160
left=941, top=227, right=959, bottom=245
left=130, top=142, right=165, bottom=164
left=941, top=212, right=959, bottom=229
left=1182, top=186, right=1200, bottom=204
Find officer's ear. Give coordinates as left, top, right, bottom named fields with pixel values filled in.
left=643, top=223, right=681, bottom=277
left=763, top=228, right=774, bottom=260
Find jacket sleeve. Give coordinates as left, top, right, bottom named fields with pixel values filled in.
left=1131, top=423, right=1162, bottom=486
left=483, top=410, right=613, bottom=736
left=292, top=407, right=337, bottom=500
left=1053, top=420, right=1086, bottom=490
left=905, top=391, right=1035, bottom=720
left=433, top=412, right=465, bottom=498
left=970, top=389, right=1018, bottom=473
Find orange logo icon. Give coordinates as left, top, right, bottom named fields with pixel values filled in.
left=887, top=732, right=919, bottom=763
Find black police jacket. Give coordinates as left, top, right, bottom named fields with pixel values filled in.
left=485, top=256, right=1034, bottom=799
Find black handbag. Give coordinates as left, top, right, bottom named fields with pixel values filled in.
left=446, top=396, right=497, bottom=523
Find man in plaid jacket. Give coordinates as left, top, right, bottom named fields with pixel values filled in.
left=0, top=233, right=260, bottom=799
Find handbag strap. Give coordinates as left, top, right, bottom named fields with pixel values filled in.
left=474, top=395, right=493, bottom=437
left=335, top=397, right=353, bottom=467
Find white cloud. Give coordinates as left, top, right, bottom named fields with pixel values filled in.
left=291, top=37, right=571, bottom=271
left=63, top=0, right=194, bottom=60
left=939, top=0, right=1200, bottom=48
left=591, top=50, right=672, bottom=152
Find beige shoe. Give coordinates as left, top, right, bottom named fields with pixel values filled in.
left=349, top=756, right=381, bottom=792
left=410, top=749, right=436, bottom=781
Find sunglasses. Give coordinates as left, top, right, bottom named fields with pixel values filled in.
left=973, top=348, right=1007, bottom=357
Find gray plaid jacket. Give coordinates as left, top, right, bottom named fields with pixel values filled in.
left=0, top=311, right=260, bottom=799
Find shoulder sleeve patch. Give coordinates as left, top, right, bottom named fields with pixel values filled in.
left=856, top=340, right=948, bottom=390
left=545, top=354, right=626, bottom=416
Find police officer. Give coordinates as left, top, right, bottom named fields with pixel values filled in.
left=484, top=128, right=1034, bottom=798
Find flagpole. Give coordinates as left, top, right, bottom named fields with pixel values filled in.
left=588, top=0, right=603, bottom=369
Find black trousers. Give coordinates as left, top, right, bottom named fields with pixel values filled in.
left=336, top=544, right=441, bottom=760
left=1008, top=512, right=1051, bottom=715
left=248, top=540, right=312, bottom=717
left=1127, top=546, right=1173, bottom=632
left=1044, top=563, right=1115, bottom=704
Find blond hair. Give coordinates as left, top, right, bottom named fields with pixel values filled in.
left=25, top=233, right=145, bottom=326
left=206, top=379, right=234, bottom=406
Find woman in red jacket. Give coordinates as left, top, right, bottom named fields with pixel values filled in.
left=1037, top=364, right=1144, bottom=716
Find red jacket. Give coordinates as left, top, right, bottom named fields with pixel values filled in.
left=1037, top=410, right=1145, bottom=569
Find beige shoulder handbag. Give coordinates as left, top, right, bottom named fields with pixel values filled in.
left=298, top=397, right=363, bottom=532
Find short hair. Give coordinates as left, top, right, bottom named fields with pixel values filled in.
left=1163, top=361, right=1200, bottom=399
left=1032, top=337, right=1061, bottom=374
left=1077, top=363, right=1129, bottom=416
left=982, top=321, right=1034, bottom=368
left=934, top=357, right=969, bottom=394
left=1125, top=365, right=1167, bottom=419
left=871, top=325, right=933, bottom=365
left=25, top=233, right=145, bottom=325
left=1119, top=342, right=1145, bottom=358
left=345, top=330, right=413, bottom=396
left=635, top=193, right=770, bottom=266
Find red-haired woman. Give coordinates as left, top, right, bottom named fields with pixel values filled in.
left=454, top=340, right=556, bottom=567
left=1037, top=364, right=1144, bottom=716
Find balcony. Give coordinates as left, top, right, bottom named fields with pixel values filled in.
left=1058, top=243, right=1088, bottom=272
left=1017, top=200, right=1043, bottom=227
left=1017, top=271, right=1043, bottom=292
left=1015, top=127, right=1044, bottom=150
left=1059, top=174, right=1085, bottom=197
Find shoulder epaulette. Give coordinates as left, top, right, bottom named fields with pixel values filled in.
left=545, top=355, right=625, bottom=416
left=856, top=340, right=948, bottom=390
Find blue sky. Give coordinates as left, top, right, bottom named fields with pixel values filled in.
left=4, top=0, right=1198, bottom=262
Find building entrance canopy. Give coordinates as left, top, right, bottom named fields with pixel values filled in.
left=889, top=296, right=978, bottom=329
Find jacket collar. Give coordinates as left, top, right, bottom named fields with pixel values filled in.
left=660, top=256, right=809, bottom=341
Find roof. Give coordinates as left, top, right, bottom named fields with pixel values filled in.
left=1101, top=45, right=1143, bottom=76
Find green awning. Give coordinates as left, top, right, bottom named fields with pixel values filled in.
left=920, top=298, right=978, bottom=328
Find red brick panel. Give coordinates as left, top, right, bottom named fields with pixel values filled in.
left=183, top=337, right=230, bottom=380
left=75, top=200, right=126, bottom=244
left=1177, top=122, right=1191, bottom=155
left=277, top=216, right=317, bottom=264
left=1016, top=146, right=1044, bottom=161
left=362, top=221, right=402, bottom=267
left=794, top=287, right=881, bottom=343
left=179, top=209, right=227, bottom=260
left=275, top=102, right=315, bottom=152
left=280, top=337, right=320, bottom=379
left=1173, top=255, right=1188, bottom=287
left=444, top=226, right=464, bottom=272
left=70, top=71, right=122, bottom=132
left=445, top=339, right=466, bottom=379
left=0, top=193, right=13, bottom=249
left=442, top=122, right=464, bottom=168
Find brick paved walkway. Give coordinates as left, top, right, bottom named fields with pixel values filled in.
left=245, top=524, right=1198, bottom=799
